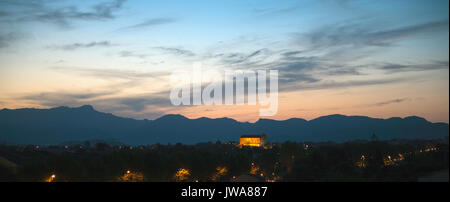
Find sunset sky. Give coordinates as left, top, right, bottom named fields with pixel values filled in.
left=0, top=0, right=448, bottom=123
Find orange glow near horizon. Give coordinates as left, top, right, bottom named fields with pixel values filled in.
left=0, top=73, right=448, bottom=123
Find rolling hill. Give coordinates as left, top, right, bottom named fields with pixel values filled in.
left=0, top=105, right=448, bottom=145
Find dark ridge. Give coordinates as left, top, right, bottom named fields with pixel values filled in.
left=0, top=105, right=448, bottom=145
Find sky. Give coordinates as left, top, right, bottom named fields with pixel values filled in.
left=0, top=0, right=448, bottom=123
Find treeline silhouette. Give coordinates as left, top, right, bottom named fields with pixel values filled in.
left=0, top=139, right=448, bottom=182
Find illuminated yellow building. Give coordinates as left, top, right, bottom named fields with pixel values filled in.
left=239, top=134, right=267, bottom=147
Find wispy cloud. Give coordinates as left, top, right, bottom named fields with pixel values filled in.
left=50, top=66, right=168, bottom=81
left=20, top=91, right=116, bottom=107
left=0, top=31, right=27, bottom=48
left=201, top=46, right=407, bottom=93
left=324, top=68, right=362, bottom=76
left=379, top=61, right=449, bottom=74
left=201, top=17, right=448, bottom=94
left=153, top=46, right=195, bottom=57
left=0, top=0, right=127, bottom=28
left=371, top=98, right=411, bottom=107
left=118, top=18, right=177, bottom=30
left=0, top=32, right=15, bottom=48
left=221, top=49, right=269, bottom=64
left=281, top=51, right=303, bottom=57
left=298, top=19, right=449, bottom=51
left=18, top=90, right=179, bottom=119
left=253, top=5, right=300, bottom=17
left=279, top=77, right=405, bottom=92
left=118, top=51, right=147, bottom=59
left=47, top=41, right=113, bottom=51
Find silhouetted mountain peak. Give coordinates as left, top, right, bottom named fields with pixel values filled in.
left=311, top=114, right=348, bottom=121
left=195, top=117, right=212, bottom=121
left=285, top=118, right=308, bottom=122
left=387, top=117, right=402, bottom=120
left=256, top=118, right=278, bottom=123
left=48, top=105, right=97, bottom=114
left=78, top=105, right=95, bottom=111
left=155, top=114, right=188, bottom=122
left=214, top=117, right=235, bottom=121
left=51, top=106, right=69, bottom=110
left=404, top=116, right=428, bottom=121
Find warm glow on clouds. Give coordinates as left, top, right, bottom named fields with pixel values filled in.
left=0, top=0, right=448, bottom=123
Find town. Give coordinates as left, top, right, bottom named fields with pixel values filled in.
left=0, top=134, right=448, bottom=182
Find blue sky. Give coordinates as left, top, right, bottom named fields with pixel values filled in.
left=0, top=0, right=448, bottom=122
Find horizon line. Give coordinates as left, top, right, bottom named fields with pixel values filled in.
left=1, top=104, right=448, bottom=125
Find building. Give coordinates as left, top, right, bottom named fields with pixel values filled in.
left=239, top=134, right=267, bottom=147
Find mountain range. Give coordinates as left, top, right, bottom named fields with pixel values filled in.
left=0, top=105, right=448, bottom=145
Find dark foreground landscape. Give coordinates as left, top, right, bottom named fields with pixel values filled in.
left=1, top=138, right=448, bottom=182
left=1, top=106, right=448, bottom=182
